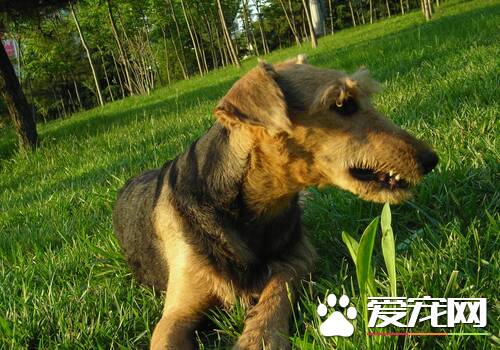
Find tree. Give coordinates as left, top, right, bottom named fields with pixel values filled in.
left=302, top=0, right=317, bottom=48
left=0, top=1, right=71, bottom=151
left=69, top=2, right=104, bottom=106
left=0, top=32, right=38, bottom=150
left=217, top=0, right=240, bottom=67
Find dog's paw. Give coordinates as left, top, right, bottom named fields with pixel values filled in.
left=317, top=294, right=357, bottom=337
left=233, top=333, right=290, bottom=350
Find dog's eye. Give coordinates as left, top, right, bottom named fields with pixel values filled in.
left=331, top=98, right=359, bottom=116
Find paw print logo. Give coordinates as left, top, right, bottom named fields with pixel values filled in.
left=317, top=294, right=357, bottom=337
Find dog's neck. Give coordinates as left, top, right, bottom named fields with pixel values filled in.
left=227, top=124, right=318, bottom=216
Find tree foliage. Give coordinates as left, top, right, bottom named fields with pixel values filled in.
left=1, top=0, right=431, bottom=125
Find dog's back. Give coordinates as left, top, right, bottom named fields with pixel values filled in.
left=113, top=169, right=169, bottom=290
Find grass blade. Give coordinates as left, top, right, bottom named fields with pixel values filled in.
left=381, top=203, right=397, bottom=297
left=444, top=270, right=459, bottom=298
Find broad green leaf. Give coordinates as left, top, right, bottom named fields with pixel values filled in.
left=356, top=217, right=379, bottom=297
left=342, top=231, right=359, bottom=265
left=342, top=230, right=376, bottom=296
left=381, top=203, right=397, bottom=297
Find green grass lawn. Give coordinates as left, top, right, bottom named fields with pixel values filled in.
left=0, top=0, right=499, bottom=348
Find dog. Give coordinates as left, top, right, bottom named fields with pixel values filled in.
left=113, top=55, right=438, bottom=350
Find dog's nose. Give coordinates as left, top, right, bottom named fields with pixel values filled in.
left=418, top=150, right=439, bottom=174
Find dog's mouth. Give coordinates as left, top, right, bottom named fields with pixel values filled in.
left=349, top=166, right=410, bottom=191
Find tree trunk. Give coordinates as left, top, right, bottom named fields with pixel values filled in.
left=369, top=0, right=374, bottom=23
left=203, top=13, right=219, bottom=69
left=216, top=0, right=240, bottom=68
left=348, top=0, right=357, bottom=27
left=97, top=46, right=114, bottom=102
left=166, top=0, right=189, bottom=79
left=0, top=33, right=38, bottom=151
left=302, top=0, right=318, bottom=48
left=107, top=0, right=134, bottom=95
left=328, top=0, right=334, bottom=34
left=242, top=0, right=259, bottom=56
left=161, top=27, right=171, bottom=84
left=255, top=0, right=269, bottom=54
left=73, top=79, right=83, bottom=109
left=278, top=0, right=301, bottom=46
left=70, top=3, right=104, bottom=107
left=110, top=50, right=126, bottom=99
left=400, top=0, right=405, bottom=14
left=422, top=0, right=432, bottom=20
left=180, top=0, right=204, bottom=75
left=386, top=0, right=391, bottom=17
left=187, top=8, right=208, bottom=74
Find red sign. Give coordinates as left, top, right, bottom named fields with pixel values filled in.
left=3, top=40, right=15, bottom=57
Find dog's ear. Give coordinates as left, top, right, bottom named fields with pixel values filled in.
left=214, top=61, right=291, bottom=135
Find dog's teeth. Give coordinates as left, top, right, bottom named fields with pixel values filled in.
left=395, top=174, right=401, bottom=181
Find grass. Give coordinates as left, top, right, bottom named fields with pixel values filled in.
left=0, top=0, right=499, bottom=348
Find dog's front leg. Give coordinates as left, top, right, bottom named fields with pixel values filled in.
left=150, top=268, right=214, bottom=350
left=234, top=273, right=294, bottom=350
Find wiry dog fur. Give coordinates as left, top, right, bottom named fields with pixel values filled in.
left=113, top=55, right=438, bottom=350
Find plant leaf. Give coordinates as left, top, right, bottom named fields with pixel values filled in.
left=381, top=203, right=397, bottom=297
left=356, top=217, right=379, bottom=297
left=342, top=231, right=359, bottom=266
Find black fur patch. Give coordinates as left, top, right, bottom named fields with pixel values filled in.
left=163, top=123, right=303, bottom=290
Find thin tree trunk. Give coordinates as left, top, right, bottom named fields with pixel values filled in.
left=301, top=0, right=317, bottom=48
left=166, top=23, right=188, bottom=80
left=255, top=0, right=269, bottom=54
left=400, top=0, right=405, bottom=14
left=0, top=33, right=38, bottom=150
left=203, top=14, right=218, bottom=69
left=188, top=8, right=208, bottom=73
left=288, top=0, right=301, bottom=42
left=73, top=79, right=82, bottom=109
left=349, top=0, right=357, bottom=26
left=161, top=27, right=171, bottom=84
left=107, top=0, right=133, bottom=95
left=422, top=0, right=432, bottom=20
left=278, top=0, right=301, bottom=46
left=214, top=22, right=227, bottom=67
left=70, top=3, right=104, bottom=107
left=166, top=0, right=189, bottom=79
left=242, top=0, right=259, bottom=56
left=97, top=46, right=114, bottom=102
left=180, top=0, right=204, bottom=75
left=328, top=0, right=334, bottom=34
left=386, top=0, right=391, bottom=17
left=142, top=12, right=161, bottom=89
left=67, top=88, right=76, bottom=113
left=110, top=50, right=125, bottom=99
left=369, top=0, right=374, bottom=23
left=216, top=0, right=240, bottom=67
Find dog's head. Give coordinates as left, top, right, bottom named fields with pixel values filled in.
left=215, top=56, right=438, bottom=204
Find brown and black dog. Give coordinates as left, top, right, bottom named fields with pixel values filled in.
left=113, top=55, right=438, bottom=350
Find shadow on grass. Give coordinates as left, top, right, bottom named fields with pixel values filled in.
left=0, top=77, right=236, bottom=162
